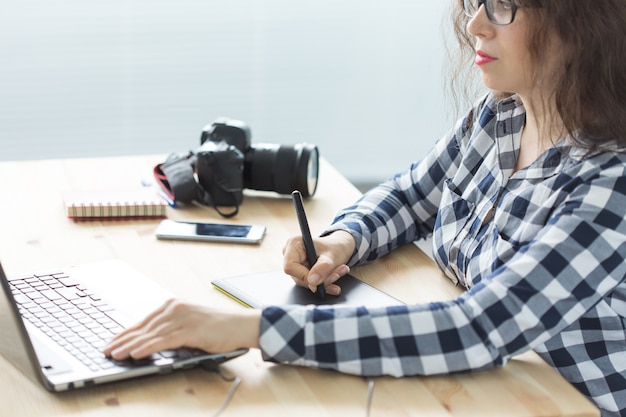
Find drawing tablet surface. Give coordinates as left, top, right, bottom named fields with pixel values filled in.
left=211, top=270, right=403, bottom=308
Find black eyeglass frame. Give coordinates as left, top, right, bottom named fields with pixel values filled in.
left=463, top=0, right=520, bottom=26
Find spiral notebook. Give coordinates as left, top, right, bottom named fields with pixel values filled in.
left=62, top=188, right=168, bottom=220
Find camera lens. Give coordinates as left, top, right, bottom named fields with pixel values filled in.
left=243, top=143, right=319, bottom=197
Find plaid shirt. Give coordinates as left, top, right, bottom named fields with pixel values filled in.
left=259, top=94, right=626, bottom=416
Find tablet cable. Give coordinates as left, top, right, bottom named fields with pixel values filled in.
left=201, top=362, right=241, bottom=417
left=366, top=378, right=375, bottom=417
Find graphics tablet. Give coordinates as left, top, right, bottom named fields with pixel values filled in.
left=211, top=270, right=403, bottom=308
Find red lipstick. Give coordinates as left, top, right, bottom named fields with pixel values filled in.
left=475, top=50, right=496, bottom=66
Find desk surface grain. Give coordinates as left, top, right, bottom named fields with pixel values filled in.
left=0, top=155, right=599, bottom=416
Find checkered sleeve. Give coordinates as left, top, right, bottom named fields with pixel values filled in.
left=260, top=298, right=508, bottom=377
left=321, top=101, right=480, bottom=266
left=259, top=154, right=626, bottom=383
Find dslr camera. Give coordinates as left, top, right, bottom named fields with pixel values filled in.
left=197, top=117, right=319, bottom=202
left=155, top=117, right=319, bottom=218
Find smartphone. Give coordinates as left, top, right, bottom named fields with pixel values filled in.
left=155, top=219, right=266, bottom=244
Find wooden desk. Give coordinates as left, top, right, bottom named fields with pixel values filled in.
left=0, top=155, right=599, bottom=416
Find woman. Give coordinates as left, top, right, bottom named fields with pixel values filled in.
left=104, top=1, right=626, bottom=415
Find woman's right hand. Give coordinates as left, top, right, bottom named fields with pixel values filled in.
left=282, top=230, right=356, bottom=296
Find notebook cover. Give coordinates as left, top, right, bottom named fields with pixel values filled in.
left=62, top=188, right=167, bottom=220
left=211, top=270, right=403, bottom=308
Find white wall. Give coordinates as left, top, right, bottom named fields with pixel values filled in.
left=0, top=0, right=453, bottom=184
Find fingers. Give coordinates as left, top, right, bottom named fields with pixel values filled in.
left=102, top=300, right=169, bottom=357
left=283, top=234, right=351, bottom=296
left=306, top=257, right=347, bottom=293
left=104, top=300, right=261, bottom=361
left=103, top=299, right=191, bottom=360
left=111, top=330, right=182, bottom=361
left=325, top=284, right=342, bottom=296
left=283, top=236, right=311, bottom=288
left=315, top=263, right=350, bottom=296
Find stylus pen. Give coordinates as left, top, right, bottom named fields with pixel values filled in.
left=291, top=190, right=325, bottom=300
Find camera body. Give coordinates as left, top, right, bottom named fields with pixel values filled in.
left=194, top=139, right=245, bottom=207
left=197, top=118, right=319, bottom=204
left=201, top=118, right=251, bottom=155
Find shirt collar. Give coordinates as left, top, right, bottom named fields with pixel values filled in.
left=493, top=95, right=577, bottom=180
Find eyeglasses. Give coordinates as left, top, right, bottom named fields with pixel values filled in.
left=463, top=0, right=520, bottom=25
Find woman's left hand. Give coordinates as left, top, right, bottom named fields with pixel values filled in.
left=102, top=299, right=261, bottom=361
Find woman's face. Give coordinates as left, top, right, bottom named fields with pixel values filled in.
left=467, top=5, right=559, bottom=100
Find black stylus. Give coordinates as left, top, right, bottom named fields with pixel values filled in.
left=292, top=190, right=325, bottom=299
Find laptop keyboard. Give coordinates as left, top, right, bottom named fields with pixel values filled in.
left=8, top=271, right=161, bottom=372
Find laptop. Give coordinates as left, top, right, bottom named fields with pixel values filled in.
left=0, top=258, right=248, bottom=391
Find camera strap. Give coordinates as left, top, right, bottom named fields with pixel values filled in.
left=153, top=152, right=198, bottom=203
left=195, top=186, right=239, bottom=218
left=153, top=152, right=240, bottom=218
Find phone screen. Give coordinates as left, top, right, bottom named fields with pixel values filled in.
left=195, top=223, right=252, bottom=238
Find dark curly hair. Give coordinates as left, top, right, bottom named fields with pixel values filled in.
left=448, top=0, right=626, bottom=150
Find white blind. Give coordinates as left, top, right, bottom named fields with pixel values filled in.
left=0, top=0, right=450, bottom=182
